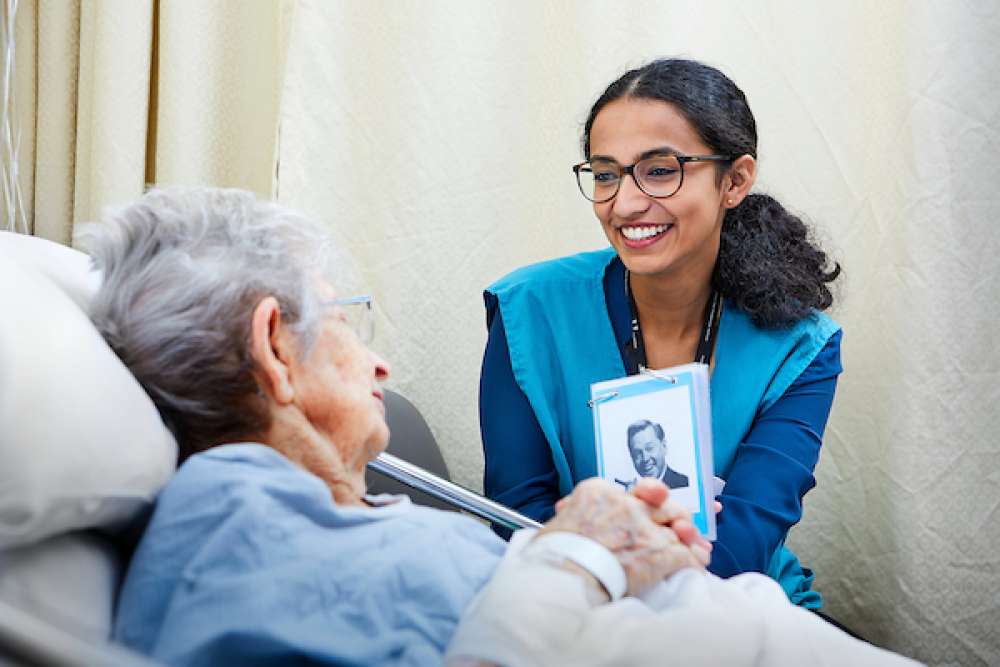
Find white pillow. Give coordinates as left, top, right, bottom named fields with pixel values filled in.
left=0, top=232, right=177, bottom=549
left=0, top=230, right=102, bottom=308
left=0, top=532, right=121, bottom=640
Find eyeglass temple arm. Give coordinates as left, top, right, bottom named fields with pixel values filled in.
left=680, top=155, right=734, bottom=163
left=368, top=452, right=543, bottom=531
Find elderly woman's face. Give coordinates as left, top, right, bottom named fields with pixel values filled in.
left=292, top=283, right=390, bottom=475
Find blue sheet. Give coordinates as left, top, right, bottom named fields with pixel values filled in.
left=114, top=444, right=506, bottom=666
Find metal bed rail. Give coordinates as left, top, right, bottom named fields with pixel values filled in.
left=368, top=452, right=542, bottom=531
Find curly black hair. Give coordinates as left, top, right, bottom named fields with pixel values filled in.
left=582, top=58, right=840, bottom=329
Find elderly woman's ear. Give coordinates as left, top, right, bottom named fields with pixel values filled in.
left=250, top=296, right=297, bottom=405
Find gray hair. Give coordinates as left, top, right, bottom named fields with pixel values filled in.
left=83, top=187, right=333, bottom=462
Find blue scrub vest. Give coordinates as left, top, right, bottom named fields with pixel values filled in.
left=487, top=248, right=840, bottom=606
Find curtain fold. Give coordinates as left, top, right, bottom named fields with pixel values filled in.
left=31, top=0, right=78, bottom=243
left=153, top=0, right=292, bottom=196
left=72, top=0, right=153, bottom=233
left=13, top=0, right=292, bottom=244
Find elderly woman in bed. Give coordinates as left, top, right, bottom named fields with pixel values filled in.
left=92, top=187, right=708, bottom=666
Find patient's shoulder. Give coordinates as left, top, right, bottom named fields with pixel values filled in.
left=177, top=442, right=302, bottom=482
left=182, top=442, right=359, bottom=495
left=141, top=443, right=332, bottom=547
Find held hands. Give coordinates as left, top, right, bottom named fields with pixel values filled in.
left=536, top=477, right=711, bottom=597
left=631, top=476, right=715, bottom=550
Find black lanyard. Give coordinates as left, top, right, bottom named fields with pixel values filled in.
left=623, top=269, right=722, bottom=375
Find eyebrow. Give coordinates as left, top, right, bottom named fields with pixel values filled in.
left=590, top=146, right=682, bottom=163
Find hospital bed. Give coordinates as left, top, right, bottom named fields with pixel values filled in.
left=0, top=231, right=535, bottom=665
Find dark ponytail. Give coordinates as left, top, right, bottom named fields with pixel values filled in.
left=717, top=194, right=839, bottom=328
left=583, top=58, right=841, bottom=329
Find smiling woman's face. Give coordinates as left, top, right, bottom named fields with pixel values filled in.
left=588, top=97, right=729, bottom=281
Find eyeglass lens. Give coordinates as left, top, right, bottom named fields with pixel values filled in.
left=577, top=154, right=683, bottom=202
left=350, top=300, right=374, bottom=344
left=332, top=299, right=374, bottom=344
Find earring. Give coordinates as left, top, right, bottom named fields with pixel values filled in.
left=727, top=199, right=734, bottom=206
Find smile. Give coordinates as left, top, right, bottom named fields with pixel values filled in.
left=620, top=224, right=672, bottom=244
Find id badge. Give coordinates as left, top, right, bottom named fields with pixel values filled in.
left=589, top=363, right=718, bottom=540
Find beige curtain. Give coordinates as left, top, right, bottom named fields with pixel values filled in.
left=278, top=2, right=999, bottom=664
left=10, top=0, right=997, bottom=664
left=12, top=0, right=292, bottom=244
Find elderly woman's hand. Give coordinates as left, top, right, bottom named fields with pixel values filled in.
left=537, top=478, right=708, bottom=597
left=628, top=477, right=714, bottom=557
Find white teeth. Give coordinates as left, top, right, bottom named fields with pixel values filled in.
left=621, top=224, right=670, bottom=241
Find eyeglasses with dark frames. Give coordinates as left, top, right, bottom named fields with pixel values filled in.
left=572, top=152, right=734, bottom=203
left=321, top=294, right=374, bottom=344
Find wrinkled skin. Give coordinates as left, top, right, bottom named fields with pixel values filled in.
left=536, top=477, right=710, bottom=597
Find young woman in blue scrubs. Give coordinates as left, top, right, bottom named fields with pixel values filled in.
left=479, top=59, right=842, bottom=610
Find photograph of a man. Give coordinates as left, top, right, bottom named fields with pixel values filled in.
left=626, top=419, right=689, bottom=489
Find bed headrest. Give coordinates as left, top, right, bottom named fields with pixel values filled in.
left=0, top=231, right=177, bottom=549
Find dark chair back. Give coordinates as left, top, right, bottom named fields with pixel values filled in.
left=366, top=390, right=456, bottom=512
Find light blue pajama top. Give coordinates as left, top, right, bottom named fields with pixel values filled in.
left=114, top=444, right=505, bottom=666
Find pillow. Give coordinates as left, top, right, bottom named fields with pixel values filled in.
left=0, top=230, right=101, bottom=308
left=0, top=232, right=177, bottom=549
left=0, top=532, right=121, bottom=640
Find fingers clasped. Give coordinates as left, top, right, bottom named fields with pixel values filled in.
left=538, top=478, right=710, bottom=596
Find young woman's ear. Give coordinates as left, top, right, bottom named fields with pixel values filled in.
left=249, top=296, right=296, bottom=404
left=723, top=154, right=757, bottom=208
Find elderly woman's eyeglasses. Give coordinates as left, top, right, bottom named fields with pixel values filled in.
left=323, top=295, right=375, bottom=344
left=572, top=152, right=734, bottom=203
